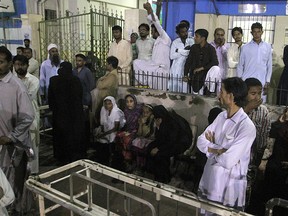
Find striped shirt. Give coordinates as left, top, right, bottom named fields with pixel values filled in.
left=248, top=104, right=271, bottom=155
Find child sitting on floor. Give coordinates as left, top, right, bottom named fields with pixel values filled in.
left=132, top=104, right=155, bottom=175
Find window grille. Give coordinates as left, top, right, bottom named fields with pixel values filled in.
left=45, top=9, right=57, bottom=20
left=227, top=16, right=275, bottom=44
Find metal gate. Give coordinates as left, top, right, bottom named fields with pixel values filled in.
left=38, top=7, right=124, bottom=71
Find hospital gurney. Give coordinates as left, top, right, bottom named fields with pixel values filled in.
left=26, top=159, right=254, bottom=216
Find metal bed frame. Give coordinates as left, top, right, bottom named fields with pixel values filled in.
left=25, top=159, right=257, bottom=216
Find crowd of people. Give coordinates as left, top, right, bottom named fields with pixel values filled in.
left=0, top=1, right=288, bottom=216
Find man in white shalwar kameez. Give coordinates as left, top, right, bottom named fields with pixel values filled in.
left=227, top=27, right=243, bottom=78
left=133, top=2, right=171, bottom=90
left=237, top=22, right=272, bottom=102
left=169, top=22, right=194, bottom=93
left=108, top=25, right=132, bottom=86
left=197, top=77, right=256, bottom=215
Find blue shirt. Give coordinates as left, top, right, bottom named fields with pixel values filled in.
left=72, top=66, right=96, bottom=106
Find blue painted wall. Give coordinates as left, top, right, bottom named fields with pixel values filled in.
left=162, top=0, right=196, bottom=40
left=0, top=0, right=27, bottom=28
left=162, top=0, right=287, bottom=40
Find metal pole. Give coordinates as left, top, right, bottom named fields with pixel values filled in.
left=1, top=11, right=7, bottom=47
left=90, top=7, right=94, bottom=53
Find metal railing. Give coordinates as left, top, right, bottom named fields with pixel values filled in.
left=128, top=70, right=220, bottom=94
left=119, top=70, right=288, bottom=106
left=265, top=198, right=288, bottom=216
left=26, top=159, right=255, bottom=216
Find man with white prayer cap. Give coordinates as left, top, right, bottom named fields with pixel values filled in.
left=39, top=43, right=63, bottom=103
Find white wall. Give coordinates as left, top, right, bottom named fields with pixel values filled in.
left=124, top=9, right=148, bottom=40
left=194, top=14, right=218, bottom=42
left=274, top=16, right=288, bottom=66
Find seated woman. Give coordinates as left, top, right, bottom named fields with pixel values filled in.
left=114, top=94, right=143, bottom=171
left=94, top=96, right=125, bottom=166
left=131, top=104, right=155, bottom=174
left=146, top=105, right=185, bottom=183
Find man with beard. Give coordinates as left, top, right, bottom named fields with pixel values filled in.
left=0, top=46, right=34, bottom=215
left=133, top=2, right=171, bottom=90
left=23, top=48, right=39, bottom=78
left=227, top=27, right=243, bottom=78
left=136, top=23, right=154, bottom=61
left=13, top=55, right=40, bottom=214
left=169, top=22, right=194, bottom=93
left=39, top=43, right=62, bottom=103
left=13, top=55, right=40, bottom=175
left=210, top=28, right=230, bottom=79
left=197, top=77, right=256, bottom=214
left=23, top=39, right=30, bottom=48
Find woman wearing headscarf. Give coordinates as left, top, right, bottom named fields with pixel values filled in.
left=146, top=105, right=182, bottom=183
left=114, top=94, right=143, bottom=171
left=277, top=45, right=288, bottom=105
left=94, top=96, right=125, bottom=165
left=123, top=94, right=143, bottom=134
left=132, top=104, right=155, bottom=174
left=48, top=62, right=86, bottom=164
left=260, top=109, right=288, bottom=215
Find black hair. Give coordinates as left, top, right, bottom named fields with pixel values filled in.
left=176, top=23, right=188, bottom=34
left=17, top=46, right=25, bottom=51
left=0, top=46, right=12, bottom=62
left=251, top=22, right=263, bottom=31
left=138, top=23, right=150, bottom=31
left=75, top=53, right=86, bottom=61
left=244, top=78, right=262, bottom=90
left=58, top=61, right=73, bottom=75
left=151, top=24, right=158, bottom=34
left=112, top=25, right=122, bottom=32
left=130, top=32, right=138, bottom=38
left=222, top=77, right=248, bottom=108
left=13, top=54, right=29, bottom=65
left=194, top=29, right=209, bottom=40
left=214, top=28, right=225, bottom=35
left=208, top=107, right=222, bottom=124
left=24, top=39, right=30, bottom=43
left=106, top=56, right=119, bottom=69
left=180, top=20, right=190, bottom=29
left=153, top=105, right=169, bottom=119
left=231, top=27, right=243, bottom=37
left=24, top=47, right=33, bottom=53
